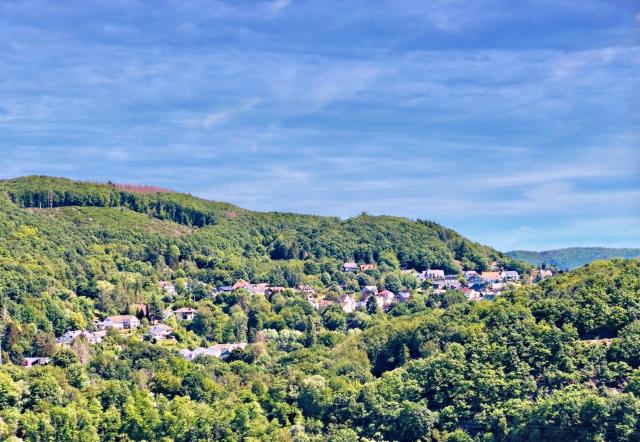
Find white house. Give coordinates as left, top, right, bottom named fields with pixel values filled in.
left=148, top=324, right=174, bottom=340
left=342, top=262, right=358, bottom=272
left=426, top=269, right=445, bottom=280
left=377, top=289, right=396, bottom=309
left=98, top=315, right=140, bottom=330
left=180, top=343, right=247, bottom=361
left=501, top=270, right=520, bottom=281
left=338, top=294, right=357, bottom=313
left=56, top=330, right=106, bottom=347
left=175, top=307, right=197, bottom=321
left=23, top=357, right=50, bottom=368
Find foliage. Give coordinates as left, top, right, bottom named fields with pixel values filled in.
left=0, top=176, right=638, bottom=440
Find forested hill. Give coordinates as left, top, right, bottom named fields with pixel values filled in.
left=507, top=247, right=640, bottom=270
left=3, top=175, right=640, bottom=440
left=0, top=175, right=525, bottom=281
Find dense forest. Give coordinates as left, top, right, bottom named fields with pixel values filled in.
left=1, top=176, right=640, bottom=441
left=507, top=247, right=640, bottom=270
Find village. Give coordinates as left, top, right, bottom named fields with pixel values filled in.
left=23, top=263, right=554, bottom=368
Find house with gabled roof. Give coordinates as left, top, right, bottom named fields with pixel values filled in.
left=338, top=294, right=357, bottom=313
left=342, top=262, right=358, bottom=272
left=232, top=279, right=251, bottom=290
left=319, top=299, right=335, bottom=308
left=501, top=270, right=519, bottom=281
left=98, top=315, right=140, bottom=330
left=360, top=286, right=378, bottom=300
left=148, top=323, right=174, bottom=340
left=377, top=289, right=396, bottom=309
left=481, top=271, right=501, bottom=283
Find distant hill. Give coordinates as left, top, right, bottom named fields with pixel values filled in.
left=507, top=247, right=640, bottom=270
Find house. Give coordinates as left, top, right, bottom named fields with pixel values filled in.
left=444, top=279, right=462, bottom=290
left=148, top=324, right=174, bottom=340
left=377, top=290, right=396, bottom=309
left=432, top=279, right=461, bottom=290
left=501, top=270, right=520, bottom=281
left=461, top=287, right=483, bottom=301
left=267, top=286, right=286, bottom=295
left=426, top=269, right=445, bottom=280
left=180, top=343, right=247, bottom=361
left=307, top=296, right=320, bottom=309
left=232, top=279, right=251, bottom=290
left=319, top=299, right=335, bottom=308
left=250, top=283, right=270, bottom=295
left=130, top=303, right=148, bottom=316
left=534, top=269, right=553, bottom=281
left=98, top=315, right=140, bottom=330
left=338, top=294, right=357, bottom=313
left=360, top=286, right=378, bottom=299
left=175, top=307, right=197, bottom=321
left=23, top=357, right=50, bottom=368
left=56, top=330, right=83, bottom=347
left=481, top=272, right=502, bottom=283
left=56, top=330, right=106, bottom=347
left=217, top=286, right=234, bottom=294
left=395, top=291, right=411, bottom=302
left=465, top=271, right=483, bottom=284
left=298, top=285, right=316, bottom=296
left=159, top=281, right=177, bottom=295
left=360, top=263, right=377, bottom=272
left=342, top=262, right=358, bottom=272
left=464, top=270, right=478, bottom=280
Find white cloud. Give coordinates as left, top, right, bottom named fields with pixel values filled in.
left=268, top=0, right=291, bottom=15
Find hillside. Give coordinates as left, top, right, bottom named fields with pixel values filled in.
left=0, top=176, right=525, bottom=292
left=7, top=176, right=640, bottom=440
left=507, top=247, right=640, bottom=270
left=1, top=226, right=639, bottom=439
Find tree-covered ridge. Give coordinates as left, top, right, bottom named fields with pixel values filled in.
left=507, top=247, right=640, bottom=270
left=1, top=175, right=239, bottom=228
left=0, top=175, right=523, bottom=274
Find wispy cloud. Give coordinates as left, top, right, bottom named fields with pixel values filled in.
left=201, top=98, right=263, bottom=128
left=268, top=0, right=292, bottom=16
left=0, top=0, right=637, bottom=249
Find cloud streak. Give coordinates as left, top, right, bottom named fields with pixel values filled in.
left=0, top=0, right=637, bottom=250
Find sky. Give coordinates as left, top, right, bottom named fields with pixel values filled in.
left=0, top=0, right=638, bottom=251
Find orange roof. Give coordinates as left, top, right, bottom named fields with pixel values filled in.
left=481, top=272, right=501, bottom=280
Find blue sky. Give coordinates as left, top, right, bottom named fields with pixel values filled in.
left=0, top=0, right=638, bottom=251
